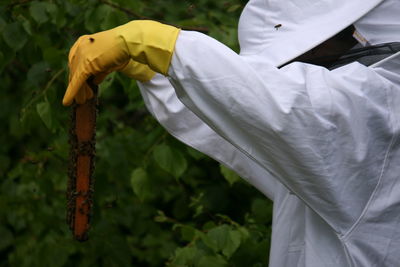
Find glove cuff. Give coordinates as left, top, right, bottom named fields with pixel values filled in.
left=118, top=20, right=181, bottom=75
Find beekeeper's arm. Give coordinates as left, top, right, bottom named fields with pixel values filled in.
left=137, top=73, right=277, bottom=200
left=168, top=30, right=393, bottom=235
left=62, top=20, right=277, bottom=200
left=64, top=21, right=389, bottom=235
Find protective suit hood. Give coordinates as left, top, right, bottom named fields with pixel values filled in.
left=238, top=0, right=384, bottom=67
left=354, top=0, right=400, bottom=45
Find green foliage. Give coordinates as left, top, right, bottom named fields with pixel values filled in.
left=220, top=164, right=240, bottom=186
left=0, top=0, right=272, bottom=266
left=153, top=144, right=187, bottom=179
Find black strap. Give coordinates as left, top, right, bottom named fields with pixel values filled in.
left=329, top=42, right=400, bottom=70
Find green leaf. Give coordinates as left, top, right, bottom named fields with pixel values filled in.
left=101, top=9, right=128, bottom=30
left=55, top=9, right=66, bottom=28
left=29, top=1, right=49, bottom=24
left=43, top=47, right=62, bottom=66
left=200, top=232, right=218, bottom=252
left=201, top=225, right=242, bottom=258
left=130, top=168, right=151, bottom=201
left=222, top=230, right=241, bottom=258
left=27, top=62, right=50, bottom=87
left=45, top=3, right=59, bottom=24
left=171, top=246, right=197, bottom=266
left=154, top=210, right=168, bottom=223
left=153, top=144, right=187, bottom=178
left=2, top=22, right=28, bottom=51
left=36, top=101, right=53, bottom=130
left=202, top=221, right=217, bottom=231
left=227, top=4, right=242, bottom=13
left=85, top=4, right=112, bottom=33
left=186, top=146, right=206, bottom=160
left=180, top=226, right=196, bottom=242
left=64, top=1, right=80, bottom=16
left=197, top=255, right=227, bottom=267
left=206, top=225, right=230, bottom=252
left=20, top=16, right=33, bottom=35
left=99, top=72, right=116, bottom=96
left=220, top=164, right=240, bottom=186
left=237, top=227, right=250, bottom=240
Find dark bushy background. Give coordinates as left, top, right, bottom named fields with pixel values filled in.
left=0, top=0, right=272, bottom=266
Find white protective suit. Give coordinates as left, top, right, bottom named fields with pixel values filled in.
left=138, top=0, right=400, bottom=266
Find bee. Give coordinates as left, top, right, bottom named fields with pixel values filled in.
left=274, top=24, right=282, bottom=30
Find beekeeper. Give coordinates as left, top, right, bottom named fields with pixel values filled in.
left=63, top=0, right=400, bottom=265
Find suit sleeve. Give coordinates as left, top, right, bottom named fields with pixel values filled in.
left=138, top=74, right=278, bottom=200
left=167, top=30, right=394, bottom=234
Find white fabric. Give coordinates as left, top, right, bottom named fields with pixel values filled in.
left=138, top=0, right=400, bottom=266
left=238, top=0, right=383, bottom=67
left=354, top=0, right=400, bottom=45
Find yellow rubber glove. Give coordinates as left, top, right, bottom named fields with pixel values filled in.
left=63, top=20, right=180, bottom=106
left=119, top=60, right=156, bottom=82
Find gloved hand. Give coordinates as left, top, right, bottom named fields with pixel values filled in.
left=63, top=20, right=180, bottom=106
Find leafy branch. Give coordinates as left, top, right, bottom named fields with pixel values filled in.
left=7, top=0, right=33, bottom=9
left=99, top=0, right=209, bottom=33
left=99, top=0, right=152, bottom=20
left=20, top=68, right=65, bottom=117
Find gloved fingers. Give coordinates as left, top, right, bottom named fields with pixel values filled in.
left=74, top=81, right=94, bottom=105
left=63, top=71, right=90, bottom=106
left=119, top=59, right=156, bottom=82
left=74, top=84, right=87, bottom=105
left=65, top=63, right=94, bottom=105
left=68, top=35, right=87, bottom=65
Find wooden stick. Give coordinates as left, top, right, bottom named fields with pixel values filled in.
left=67, top=82, right=98, bottom=242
